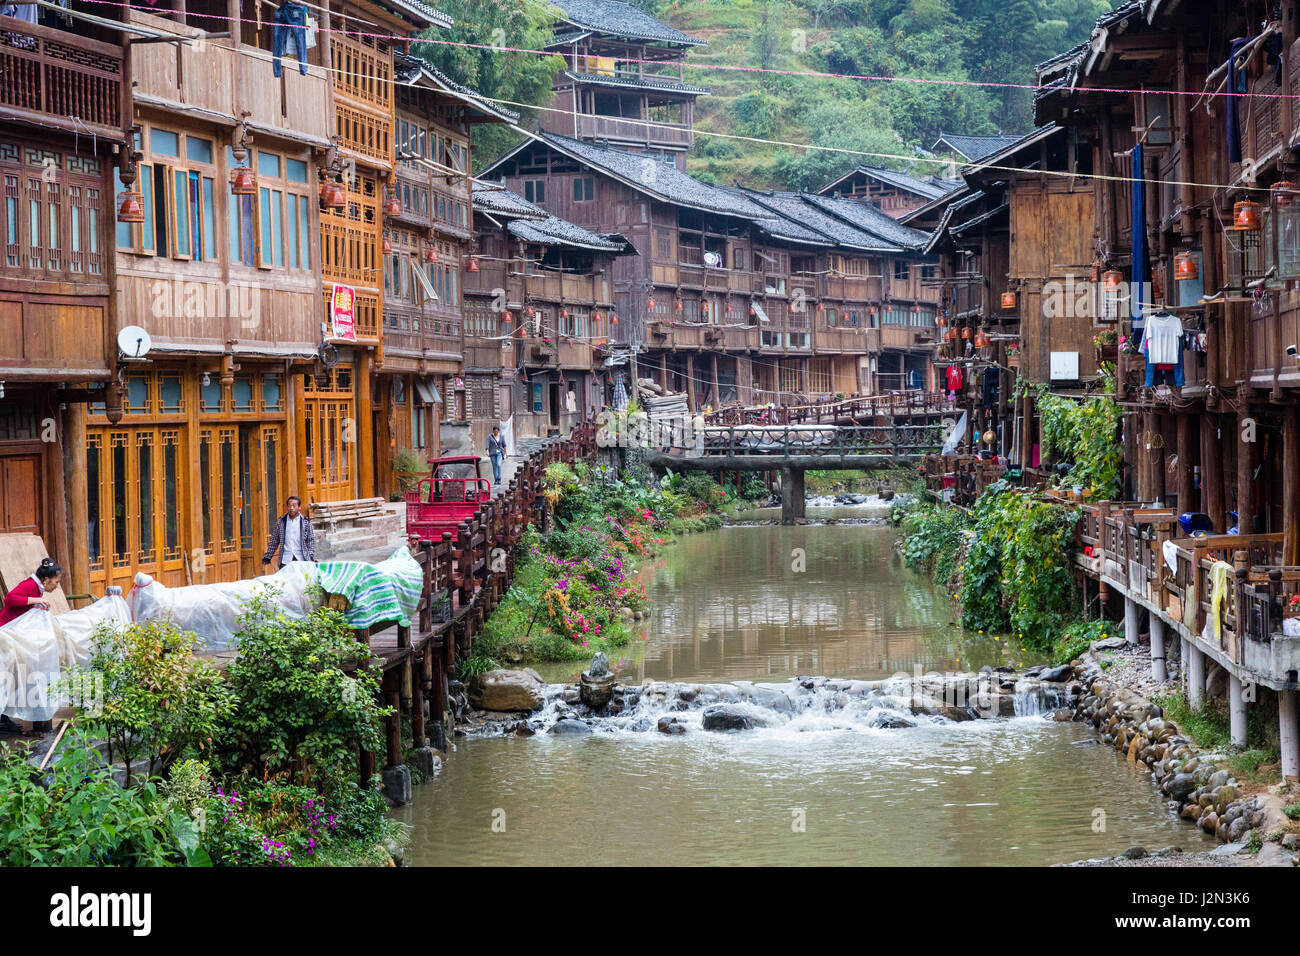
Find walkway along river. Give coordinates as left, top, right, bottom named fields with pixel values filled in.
left=394, top=520, right=1216, bottom=865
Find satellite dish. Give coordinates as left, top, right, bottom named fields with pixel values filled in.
left=117, top=325, right=153, bottom=359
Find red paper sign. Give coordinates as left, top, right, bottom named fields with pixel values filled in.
left=331, top=284, right=357, bottom=341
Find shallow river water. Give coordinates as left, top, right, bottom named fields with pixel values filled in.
left=395, top=521, right=1213, bottom=866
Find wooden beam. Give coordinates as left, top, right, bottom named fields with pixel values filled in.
left=1284, top=405, right=1300, bottom=565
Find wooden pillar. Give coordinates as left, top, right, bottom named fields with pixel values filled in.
left=356, top=352, right=374, bottom=499
left=1176, top=412, right=1195, bottom=513
left=780, top=466, right=805, bottom=524
left=1236, top=407, right=1256, bottom=533
left=63, top=401, right=90, bottom=599
left=384, top=673, right=403, bottom=769
left=1020, top=390, right=1034, bottom=468
left=685, top=353, right=697, bottom=413
left=1284, top=405, right=1300, bottom=565
left=1200, top=412, right=1224, bottom=531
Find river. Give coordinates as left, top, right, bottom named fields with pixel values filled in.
left=395, top=519, right=1214, bottom=865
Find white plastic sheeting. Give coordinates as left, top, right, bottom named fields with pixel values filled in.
left=128, top=563, right=321, bottom=651
left=0, top=594, right=131, bottom=723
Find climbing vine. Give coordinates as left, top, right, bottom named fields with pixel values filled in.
left=1021, top=382, right=1123, bottom=499
left=958, top=484, right=1081, bottom=650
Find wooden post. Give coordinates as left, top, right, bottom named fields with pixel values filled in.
left=1235, top=407, right=1256, bottom=534
left=1285, top=405, right=1300, bottom=565
left=1201, top=412, right=1224, bottom=532
left=63, top=401, right=90, bottom=600
left=685, top=353, right=697, bottom=413
left=356, top=352, right=375, bottom=499
left=1281, top=689, right=1300, bottom=781
left=384, top=671, right=403, bottom=770
left=1176, top=413, right=1195, bottom=513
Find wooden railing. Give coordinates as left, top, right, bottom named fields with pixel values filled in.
left=0, top=15, right=123, bottom=136
left=347, top=423, right=597, bottom=779
left=921, top=453, right=1006, bottom=506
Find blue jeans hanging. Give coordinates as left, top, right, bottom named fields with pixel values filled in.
left=272, top=3, right=310, bottom=78
left=1144, top=351, right=1185, bottom=387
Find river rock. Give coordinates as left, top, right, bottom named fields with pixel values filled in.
left=1166, top=773, right=1197, bottom=802
left=702, top=705, right=759, bottom=732
left=1039, top=665, right=1073, bottom=682
left=468, top=669, right=546, bottom=712
left=550, top=718, right=592, bottom=735
left=1255, top=843, right=1295, bottom=867
left=587, top=652, right=611, bottom=679
left=657, top=715, right=687, bottom=735
left=872, top=712, right=917, bottom=729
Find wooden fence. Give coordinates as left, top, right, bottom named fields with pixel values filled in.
left=348, top=423, right=597, bottom=784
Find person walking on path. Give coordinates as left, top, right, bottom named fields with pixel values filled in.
left=487, top=425, right=507, bottom=486
left=261, top=495, right=316, bottom=570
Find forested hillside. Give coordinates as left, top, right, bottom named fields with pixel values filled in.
left=422, top=0, right=1117, bottom=190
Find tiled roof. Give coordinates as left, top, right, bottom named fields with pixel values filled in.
left=820, top=165, right=952, bottom=201
left=739, top=188, right=898, bottom=252
left=395, top=53, right=518, bottom=124
left=509, top=215, right=628, bottom=252
left=930, top=132, right=1026, bottom=162
left=473, top=183, right=626, bottom=251
left=497, top=132, right=780, bottom=221
left=802, top=193, right=932, bottom=251
left=383, top=0, right=452, bottom=30
left=562, top=70, right=709, bottom=96
left=472, top=183, right=545, bottom=218
left=551, top=0, right=704, bottom=46
left=960, top=124, right=1060, bottom=175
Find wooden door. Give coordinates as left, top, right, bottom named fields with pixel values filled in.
left=0, top=453, right=40, bottom=534
left=199, top=425, right=241, bottom=583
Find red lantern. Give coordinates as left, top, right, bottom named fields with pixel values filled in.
left=560, top=308, right=569, bottom=318
left=937, top=316, right=947, bottom=327
left=1000, top=290, right=1016, bottom=309
left=675, top=299, right=684, bottom=312
left=962, top=327, right=972, bottom=339
left=974, top=331, right=989, bottom=348
left=610, top=312, right=619, bottom=325
left=465, top=257, right=479, bottom=273
left=117, top=190, right=145, bottom=223
left=1102, top=269, right=1123, bottom=289
left=1273, top=180, right=1297, bottom=208
left=230, top=166, right=257, bottom=196
left=647, top=297, right=656, bottom=310
left=1233, top=200, right=1262, bottom=231
left=424, top=246, right=439, bottom=264
left=503, top=310, right=512, bottom=322
left=1174, top=252, right=1198, bottom=281
left=319, top=180, right=345, bottom=208
left=384, top=193, right=402, bottom=217
left=381, top=236, right=392, bottom=254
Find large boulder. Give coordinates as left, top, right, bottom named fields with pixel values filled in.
left=702, top=705, right=760, bottom=732
left=468, top=669, right=546, bottom=712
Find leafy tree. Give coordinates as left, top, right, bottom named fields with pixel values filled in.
left=411, top=0, right=564, bottom=168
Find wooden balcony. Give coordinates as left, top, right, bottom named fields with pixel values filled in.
left=128, top=10, right=331, bottom=145
left=0, top=14, right=123, bottom=139
left=571, top=112, right=692, bottom=149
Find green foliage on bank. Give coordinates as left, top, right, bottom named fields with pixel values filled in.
left=466, top=464, right=735, bottom=667
left=894, top=482, right=1082, bottom=651
left=1024, top=383, right=1124, bottom=500
left=0, top=602, right=402, bottom=867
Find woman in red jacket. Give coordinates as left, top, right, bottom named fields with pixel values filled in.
left=0, top=558, right=61, bottom=735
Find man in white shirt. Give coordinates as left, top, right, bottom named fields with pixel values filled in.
left=261, top=495, right=316, bottom=569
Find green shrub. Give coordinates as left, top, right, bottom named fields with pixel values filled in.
left=70, top=618, right=235, bottom=786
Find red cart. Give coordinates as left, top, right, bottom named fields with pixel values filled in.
left=405, top=455, right=493, bottom=543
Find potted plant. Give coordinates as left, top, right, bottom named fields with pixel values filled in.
left=1006, top=342, right=1021, bottom=367
left=1283, top=595, right=1300, bottom=637
left=1093, top=328, right=1119, bottom=362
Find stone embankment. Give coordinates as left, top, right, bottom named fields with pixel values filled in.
left=1068, top=642, right=1296, bottom=866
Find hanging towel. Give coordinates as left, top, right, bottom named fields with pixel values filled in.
left=317, top=547, right=424, bottom=631
left=1209, top=560, right=1234, bottom=644
left=1162, top=539, right=1179, bottom=574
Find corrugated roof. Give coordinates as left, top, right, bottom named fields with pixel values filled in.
left=931, top=132, right=1025, bottom=161
left=551, top=0, right=705, bottom=46
left=562, top=70, right=709, bottom=96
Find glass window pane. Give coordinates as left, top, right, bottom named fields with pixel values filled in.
left=87, top=439, right=100, bottom=563
left=164, top=438, right=179, bottom=552
left=221, top=437, right=235, bottom=544
left=112, top=439, right=127, bottom=560
left=287, top=194, right=299, bottom=269
left=257, top=150, right=281, bottom=178
left=271, top=190, right=283, bottom=267
left=262, top=373, right=282, bottom=410
left=286, top=158, right=307, bottom=183
left=140, top=166, right=155, bottom=255
left=173, top=169, right=191, bottom=257
left=201, top=375, right=222, bottom=411
left=202, top=177, right=216, bottom=261
left=138, top=435, right=154, bottom=558
left=228, top=180, right=241, bottom=262
left=232, top=375, right=253, bottom=412
left=160, top=374, right=182, bottom=413
left=299, top=196, right=309, bottom=269
left=186, top=136, right=213, bottom=163
left=259, top=187, right=271, bottom=264
left=200, top=434, right=212, bottom=548
left=265, top=434, right=279, bottom=533
left=150, top=128, right=179, bottom=157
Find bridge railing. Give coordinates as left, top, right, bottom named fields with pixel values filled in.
left=693, top=423, right=945, bottom=460
left=706, top=392, right=953, bottom=427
